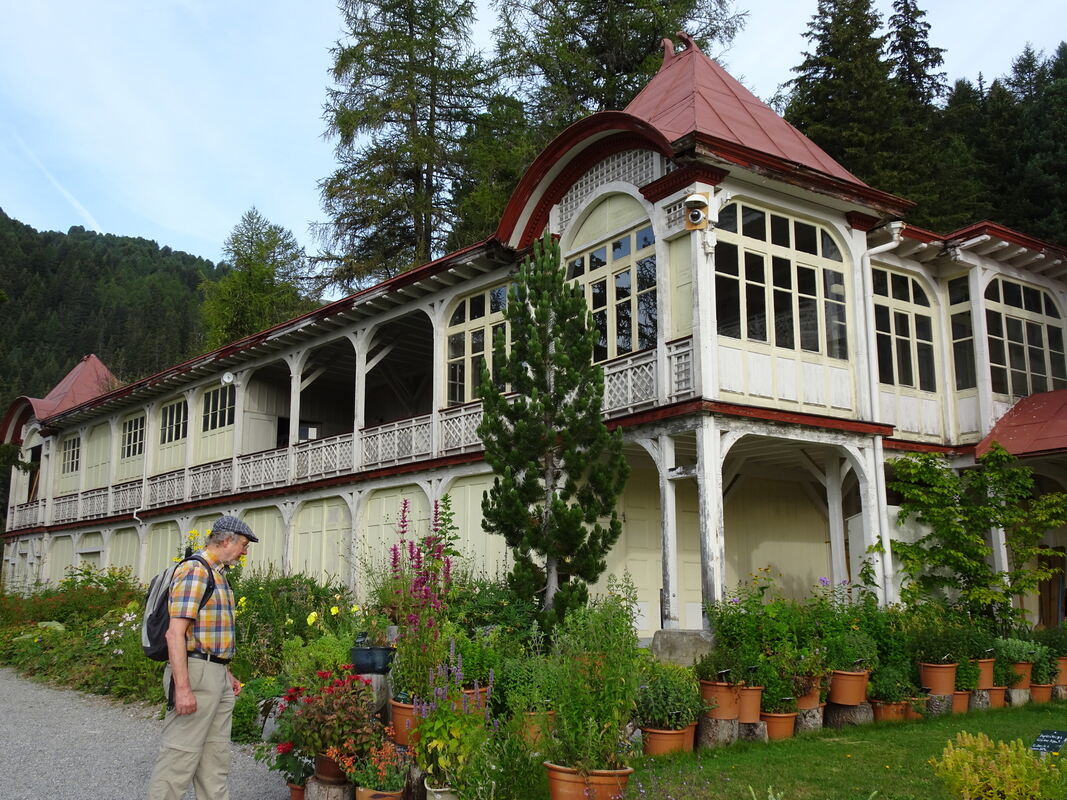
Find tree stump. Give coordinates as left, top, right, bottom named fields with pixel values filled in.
left=1006, top=688, right=1031, bottom=706
left=1053, top=686, right=1067, bottom=702
left=304, top=777, right=354, bottom=800
left=796, top=705, right=824, bottom=733
left=738, top=721, right=767, bottom=743
left=969, top=690, right=991, bottom=711
left=359, top=673, right=390, bottom=716
left=696, top=715, right=738, bottom=749
left=823, top=702, right=873, bottom=728
left=925, top=694, right=952, bottom=716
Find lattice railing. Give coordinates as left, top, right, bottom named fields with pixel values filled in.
left=439, top=404, right=484, bottom=454
left=111, top=481, right=142, bottom=515
left=603, top=350, right=658, bottom=415
left=190, top=460, right=233, bottom=501
left=82, top=488, right=110, bottom=519
left=666, top=337, right=696, bottom=401
left=147, top=470, right=185, bottom=509
left=361, top=414, right=433, bottom=470
left=53, top=493, right=80, bottom=524
left=11, top=500, right=44, bottom=530
left=237, top=448, right=289, bottom=491
left=294, top=433, right=353, bottom=481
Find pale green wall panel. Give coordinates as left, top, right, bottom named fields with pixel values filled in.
left=109, top=528, right=140, bottom=572
left=444, top=474, right=510, bottom=579
left=356, top=486, right=429, bottom=599
left=48, top=536, right=75, bottom=582
left=146, top=521, right=181, bottom=576
left=242, top=506, right=285, bottom=572
left=291, top=497, right=349, bottom=584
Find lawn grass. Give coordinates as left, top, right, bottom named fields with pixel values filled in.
left=624, top=701, right=1067, bottom=800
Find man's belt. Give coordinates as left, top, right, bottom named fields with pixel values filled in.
left=187, top=650, right=231, bottom=665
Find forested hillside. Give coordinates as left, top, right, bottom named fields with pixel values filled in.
left=0, top=208, right=224, bottom=414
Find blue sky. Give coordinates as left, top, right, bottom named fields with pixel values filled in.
left=0, top=1, right=1063, bottom=268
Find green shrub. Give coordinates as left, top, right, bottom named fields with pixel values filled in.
left=930, top=731, right=1066, bottom=800
left=954, top=658, right=979, bottom=692
left=635, top=659, right=705, bottom=729
left=280, top=634, right=352, bottom=689
left=1033, top=623, right=1067, bottom=657
left=869, top=662, right=914, bottom=703
left=232, top=676, right=282, bottom=743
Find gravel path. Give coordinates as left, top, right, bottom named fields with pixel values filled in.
left=0, top=667, right=289, bottom=800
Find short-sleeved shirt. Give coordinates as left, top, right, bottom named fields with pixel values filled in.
left=168, top=549, right=236, bottom=660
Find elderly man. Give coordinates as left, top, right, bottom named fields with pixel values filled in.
left=147, top=514, right=258, bottom=800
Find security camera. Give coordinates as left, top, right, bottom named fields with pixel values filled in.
left=684, top=192, right=711, bottom=230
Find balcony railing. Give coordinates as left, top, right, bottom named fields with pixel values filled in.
left=5, top=339, right=696, bottom=531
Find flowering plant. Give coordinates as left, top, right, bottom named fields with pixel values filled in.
left=412, top=661, right=490, bottom=790
left=286, top=669, right=378, bottom=756
left=330, top=728, right=411, bottom=791
left=254, top=738, right=313, bottom=786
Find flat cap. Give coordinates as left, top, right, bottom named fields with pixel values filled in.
left=212, top=514, right=259, bottom=542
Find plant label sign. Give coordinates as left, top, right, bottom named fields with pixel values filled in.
left=1031, top=730, right=1067, bottom=754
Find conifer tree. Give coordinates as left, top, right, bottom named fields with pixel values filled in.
left=886, top=0, right=946, bottom=105
left=477, top=233, right=629, bottom=621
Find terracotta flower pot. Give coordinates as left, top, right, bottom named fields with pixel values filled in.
left=356, top=788, right=403, bottom=800
left=972, top=658, right=995, bottom=691
left=455, top=686, right=488, bottom=711
left=543, top=762, right=634, bottom=800
left=795, top=682, right=822, bottom=710
left=1011, top=661, right=1033, bottom=690
left=641, top=723, right=696, bottom=755
left=828, top=670, right=869, bottom=706
left=520, top=709, right=556, bottom=748
left=759, top=711, right=797, bottom=740
left=1031, top=683, right=1053, bottom=703
left=951, top=690, right=970, bottom=714
left=988, top=686, right=1006, bottom=708
left=700, top=680, right=740, bottom=720
left=871, top=700, right=907, bottom=722
left=738, top=685, right=763, bottom=723
left=904, top=698, right=924, bottom=721
left=918, top=662, right=958, bottom=696
left=314, top=754, right=349, bottom=786
left=287, top=783, right=306, bottom=800
left=389, top=698, right=419, bottom=746
left=1057, top=656, right=1067, bottom=687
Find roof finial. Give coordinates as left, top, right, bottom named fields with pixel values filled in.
left=661, top=37, right=675, bottom=63
left=677, top=31, right=701, bottom=54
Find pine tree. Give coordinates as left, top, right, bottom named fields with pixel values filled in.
left=886, top=0, right=946, bottom=105
left=477, top=233, right=629, bottom=622
left=316, top=0, right=487, bottom=291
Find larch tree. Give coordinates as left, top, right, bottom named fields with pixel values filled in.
left=317, top=0, right=488, bottom=292
left=200, top=207, right=313, bottom=350
left=477, top=233, right=629, bottom=623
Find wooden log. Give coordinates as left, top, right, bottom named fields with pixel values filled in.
left=796, top=705, right=824, bottom=733
left=696, top=714, right=738, bottom=749
left=823, top=702, right=873, bottom=728
left=925, top=694, right=952, bottom=716
left=737, top=720, right=767, bottom=743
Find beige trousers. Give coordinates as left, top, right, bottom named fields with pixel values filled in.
left=147, top=658, right=234, bottom=800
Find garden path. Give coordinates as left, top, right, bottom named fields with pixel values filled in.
left=0, top=667, right=285, bottom=799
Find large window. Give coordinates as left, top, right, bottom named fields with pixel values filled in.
left=984, top=277, right=1066, bottom=396
left=160, top=400, right=188, bottom=444
left=201, top=385, right=235, bottom=432
left=873, top=268, right=936, bottom=391
left=121, top=415, right=145, bottom=458
left=61, top=435, right=80, bottom=474
left=568, top=223, right=657, bottom=363
left=446, top=284, right=509, bottom=406
left=715, top=203, right=847, bottom=360
left=947, top=276, right=977, bottom=390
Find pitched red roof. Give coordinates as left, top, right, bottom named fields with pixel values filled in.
left=32, top=355, right=119, bottom=420
left=625, top=37, right=865, bottom=187
left=977, top=389, right=1067, bottom=458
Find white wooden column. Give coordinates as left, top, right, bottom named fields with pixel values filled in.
left=858, top=445, right=887, bottom=603
left=826, top=456, right=848, bottom=585
left=350, top=330, right=371, bottom=471
left=429, top=301, right=446, bottom=459
left=286, top=351, right=309, bottom=482
left=695, top=415, right=725, bottom=619
left=231, top=373, right=246, bottom=492
left=690, top=185, right=723, bottom=400
left=106, top=417, right=121, bottom=513
left=968, top=266, right=994, bottom=434
left=182, top=387, right=198, bottom=500
left=657, top=434, right=680, bottom=629
left=75, top=425, right=89, bottom=518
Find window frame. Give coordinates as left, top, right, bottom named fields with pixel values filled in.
left=445, top=283, right=511, bottom=407
left=121, top=415, right=146, bottom=459
left=872, top=267, right=937, bottom=393
left=201, top=385, right=236, bottom=432
left=984, top=276, right=1066, bottom=398
left=61, top=435, right=80, bottom=475
left=159, top=400, right=188, bottom=445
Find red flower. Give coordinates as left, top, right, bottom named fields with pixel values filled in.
left=276, top=741, right=294, bottom=754
left=341, top=663, right=354, bottom=671
left=316, top=670, right=333, bottom=679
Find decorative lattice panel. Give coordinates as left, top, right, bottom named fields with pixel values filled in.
left=112, top=482, right=142, bottom=514
left=603, top=354, right=658, bottom=414
left=82, top=489, right=109, bottom=519
left=559, top=150, right=658, bottom=232
left=664, top=200, right=685, bottom=229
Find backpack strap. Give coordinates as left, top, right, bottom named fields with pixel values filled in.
left=178, top=554, right=217, bottom=612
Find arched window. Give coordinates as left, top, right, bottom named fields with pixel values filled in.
left=445, top=284, right=509, bottom=406
left=873, top=268, right=936, bottom=391
left=715, top=202, right=848, bottom=360
left=984, top=277, right=1066, bottom=397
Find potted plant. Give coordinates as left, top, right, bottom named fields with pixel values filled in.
left=1033, top=623, right=1067, bottom=686
left=543, top=577, right=640, bottom=800
left=329, top=729, right=411, bottom=799
left=693, top=647, right=741, bottom=720
left=909, top=627, right=959, bottom=696
left=868, top=662, right=913, bottom=722
left=755, top=657, right=799, bottom=740
left=254, top=738, right=313, bottom=800
left=496, top=651, right=556, bottom=745
left=350, top=609, right=396, bottom=675
left=289, top=670, right=379, bottom=785
left=994, top=637, right=1042, bottom=689
left=791, top=644, right=829, bottom=710
left=1029, top=643, right=1057, bottom=703
left=412, top=695, right=489, bottom=799
left=989, top=657, right=1017, bottom=708
left=634, top=659, right=705, bottom=755
left=825, top=629, right=879, bottom=705
left=451, top=626, right=503, bottom=709
left=953, top=658, right=979, bottom=713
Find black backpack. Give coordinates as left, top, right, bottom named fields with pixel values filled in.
left=141, top=555, right=216, bottom=661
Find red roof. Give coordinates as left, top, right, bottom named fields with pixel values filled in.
left=625, top=37, right=865, bottom=187
left=36, top=355, right=119, bottom=419
left=977, top=390, right=1067, bottom=457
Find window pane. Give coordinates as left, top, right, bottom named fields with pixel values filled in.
left=448, top=362, right=465, bottom=405
left=821, top=230, right=842, bottom=261
left=1011, top=370, right=1029, bottom=395
left=1049, top=326, right=1064, bottom=353
left=1029, top=346, right=1046, bottom=375
left=798, top=296, right=819, bottom=351
left=593, top=310, right=608, bottom=361
left=1009, top=342, right=1026, bottom=370
left=794, top=221, right=817, bottom=254
left=877, top=333, right=894, bottom=384
left=450, top=303, right=466, bottom=325
left=716, top=276, right=741, bottom=338
left=636, top=256, right=656, bottom=291
left=986, top=309, right=1003, bottom=336
left=616, top=302, right=631, bottom=354
left=590, top=247, right=607, bottom=271
left=826, top=301, right=847, bottom=359
left=896, top=337, right=914, bottom=386
left=917, top=343, right=936, bottom=391
left=636, top=225, right=655, bottom=249
left=742, top=206, right=766, bottom=240
left=774, top=290, right=794, bottom=349
left=448, top=333, right=465, bottom=359
left=489, top=286, right=507, bottom=312
left=1026, top=322, right=1043, bottom=347
left=746, top=283, right=767, bottom=341
left=891, top=273, right=910, bottom=301
left=717, top=242, right=739, bottom=275
left=1044, top=293, right=1060, bottom=318
left=591, top=280, right=607, bottom=310
left=612, top=236, right=631, bottom=261
left=948, top=277, right=969, bottom=305
left=990, top=365, right=1008, bottom=394
left=492, top=323, right=506, bottom=350
left=873, top=269, right=888, bottom=297
left=471, top=355, right=485, bottom=393
left=988, top=337, right=1006, bottom=366
left=1024, top=286, right=1041, bottom=313
left=614, top=270, right=631, bottom=301
left=1051, top=352, right=1067, bottom=380
left=875, top=304, right=891, bottom=333
left=770, top=215, right=790, bottom=246
left=638, top=289, right=657, bottom=350
left=954, top=339, right=977, bottom=389
left=470, top=329, right=484, bottom=354
left=894, top=311, right=910, bottom=337
left=797, top=266, right=816, bottom=296
left=744, top=252, right=765, bottom=283
left=772, top=256, right=792, bottom=289
left=470, top=293, right=485, bottom=320
left=567, top=257, right=585, bottom=280
left=824, top=269, right=845, bottom=300
left=913, top=283, right=930, bottom=306
left=915, top=315, right=932, bottom=342
left=1006, top=317, right=1024, bottom=342
left=718, top=203, right=738, bottom=233
left=985, top=280, right=1000, bottom=301
left=1032, top=374, right=1048, bottom=393
left=1003, top=281, right=1023, bottom=308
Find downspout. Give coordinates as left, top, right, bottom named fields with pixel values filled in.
left=860, top=222, right=904, bottom=604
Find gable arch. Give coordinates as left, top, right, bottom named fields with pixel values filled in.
left=562, top=188, right=654, bottom=254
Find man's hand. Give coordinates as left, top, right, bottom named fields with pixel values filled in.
left=228, top=671, right=242, bottom=696
left=174, top=685, right=197, bottom=716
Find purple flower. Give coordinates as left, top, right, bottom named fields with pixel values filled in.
left=819, top=576, right=831, bottom=587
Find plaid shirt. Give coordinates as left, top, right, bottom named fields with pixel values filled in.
left=168, top=549, right=236, bottom=660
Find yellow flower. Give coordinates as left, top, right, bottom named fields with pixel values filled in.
left=285, top=617, right=294, bottom=626
left=172, top=556, right=181, bottom=563
left=307, top=611, right=319, bottom=626
left=350, top=604, right=360, bottom=613
left=330, top=606, right=340, bottom=616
